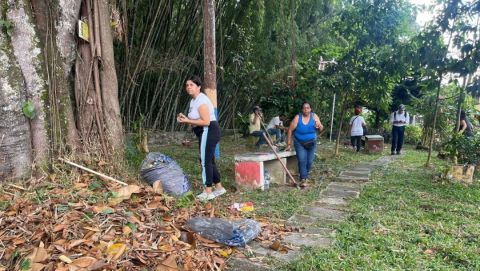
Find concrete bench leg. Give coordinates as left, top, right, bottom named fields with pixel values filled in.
left=264, top=158, right=287, bottom=184
left=235, top=161, right=265, bottom=189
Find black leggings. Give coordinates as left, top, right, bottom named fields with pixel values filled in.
left=351, top=136, right=362, bottom=152
left=193, top=121, right=221, bottom=187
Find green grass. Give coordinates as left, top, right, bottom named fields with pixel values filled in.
left=283, top=149, right=480, bottom=271
left=144, top=136, right=386, bottom=219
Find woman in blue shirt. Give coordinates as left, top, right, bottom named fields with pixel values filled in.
left=285, top=102, right=323, bottom=187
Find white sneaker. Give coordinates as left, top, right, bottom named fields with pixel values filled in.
left=212, top=187, right=226, bottom=197
left=197, top=192, right=215, bottom=201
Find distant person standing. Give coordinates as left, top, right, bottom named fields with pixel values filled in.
left=177, top=75, right=225, bottom=201
left=458, top=110, right=474, bottom=137
left=390, top=104, right=409, bottom=155
left=349, top=106, right=366, bottom=152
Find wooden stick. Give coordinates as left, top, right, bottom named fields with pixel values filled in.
left=6, top=183, right=26, bottom=191
left=262, top=133, right=299, bottom=187
left=58, top=158, right=128, bottom=186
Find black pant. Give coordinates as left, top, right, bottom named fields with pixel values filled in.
left=351, top=136, right=362, bottom=152
left=193, top=121, right=221, bottom=187
left=391, top=126, right=405, bottom=153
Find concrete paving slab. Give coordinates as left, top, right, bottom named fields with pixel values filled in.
left=286, top=214, right=340, bottom=228
left=327, top=182, right=362, bottom=192
left=226, top=257, right=273, bottom=271
left=315, top=197, right=349, bottom=207
left=336, top=175, right=369, bottom=182
left=248, top=241, right=302, bottom=262
left=283, top=232, right=333, bottom=248
left=321, top=188, right=360, bottom=199
left=339, top=170, right=370, bottom=178
left=300, top=226, right=336, bottom=235
left=304, top=206, right=349, bottom=221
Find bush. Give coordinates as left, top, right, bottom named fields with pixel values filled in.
left=443, top=134, right=480, bottom=165
left=405, top=125, right=422, bottom=144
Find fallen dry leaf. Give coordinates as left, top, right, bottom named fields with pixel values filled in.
left=30, top=263, right=45, bottom=271
left=70, top=256, right=97, bottom=268
left=106, top=243, right=128, bottom=260
left=269, top=240, right=289, bottom=253
left=109, top=185, right=141, bottom=205
left=58, top=255, right=72, bottom=264
left=156, top=255, right=179, bottom=271
left=67, top=239, right=86, bottom=250
left=28, top=246, right=49, bottom=263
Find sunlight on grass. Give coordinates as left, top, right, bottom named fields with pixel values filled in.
left=283, top=149, right=480, bottom=271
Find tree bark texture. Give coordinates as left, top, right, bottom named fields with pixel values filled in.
left=0, top=29, right=33, bottom=180
left=98, top=0, right=124, bottom=153
left=1, top=0, right=124, bottom=180
left=7, top=0, right=49, bottom=165
left=31, top=0, right=80, bottom=153
left=203, top=0, right=217, bottom=109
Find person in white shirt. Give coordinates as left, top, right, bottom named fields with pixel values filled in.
left=266, top=114, right=287, bottom=145
left=390, top=104, right=409, bottom=155
left=349, top=106, right=366, bottom=152
left=177, top=75, right=225, bottom=201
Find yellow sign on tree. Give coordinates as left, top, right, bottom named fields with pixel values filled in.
left=78, top=20, right=89, bottom=42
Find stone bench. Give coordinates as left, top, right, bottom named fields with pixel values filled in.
left=234, top=151, right=297, bottom=190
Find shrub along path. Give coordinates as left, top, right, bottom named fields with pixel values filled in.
left=227, top=154, right=401, bottom=270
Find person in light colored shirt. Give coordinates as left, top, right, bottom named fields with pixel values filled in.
left=349, top=106, right=366, bottom=152
left=390, top=104, right=409, bottom=155
left=177, top=75, right=225, bottom=201
left=266, top=114, right=287, bottom=145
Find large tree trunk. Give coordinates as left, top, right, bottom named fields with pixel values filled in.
left=0, top=29, right=32, bottom=180
left=98, top=0, right=124, bottom=153
left=30, top=0, right=81, bottom=154
left=1, top=0, right=124, bottom=180
left=7, top=0, right=49, bottom=166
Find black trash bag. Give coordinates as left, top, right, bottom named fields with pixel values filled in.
left=140, top=152, right=190, bottom=196
left=184, top=217, right=261, bottom=247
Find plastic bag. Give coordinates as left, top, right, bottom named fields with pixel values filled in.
left=140, top=152, right=190, bottom=196
left=185, top=217, right=261, bottom=247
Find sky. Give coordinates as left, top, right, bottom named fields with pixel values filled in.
left=409, top=0, right=436, bottom=27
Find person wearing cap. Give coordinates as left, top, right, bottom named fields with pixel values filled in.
left=390, top=104, right=409, bottom=155
left=249, top=106, right=266, bottom=148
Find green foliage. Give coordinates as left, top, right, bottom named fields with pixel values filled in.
left=405, top=125, right=422, bottom=144
left=125, top=137, right=144, bottom=172
left=22, top=101, right=36, bottom=119
left=126, top=222, right=138, bottom=232
left=0, top=19, right=13, bottom=36
left=235, top=112, right=250, bottom=136
left=444, top=134, right=480, bottom=165
left=175, top=191, right=195, bottom=209
left=20, top=259, right=31, bottom=270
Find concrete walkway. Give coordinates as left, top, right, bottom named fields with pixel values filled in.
left=227, top=154, right=401, bottom=270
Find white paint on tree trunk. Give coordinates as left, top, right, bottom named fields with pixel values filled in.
left=7, top=0, right=49, bottom=163
left=56, top=0, right=82, bottom=75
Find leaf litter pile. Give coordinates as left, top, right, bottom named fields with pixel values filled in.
left=1, top=171, right=298, bottom=270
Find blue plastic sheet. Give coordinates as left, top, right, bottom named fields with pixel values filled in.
left=185, top=217, right=261, bottom=247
